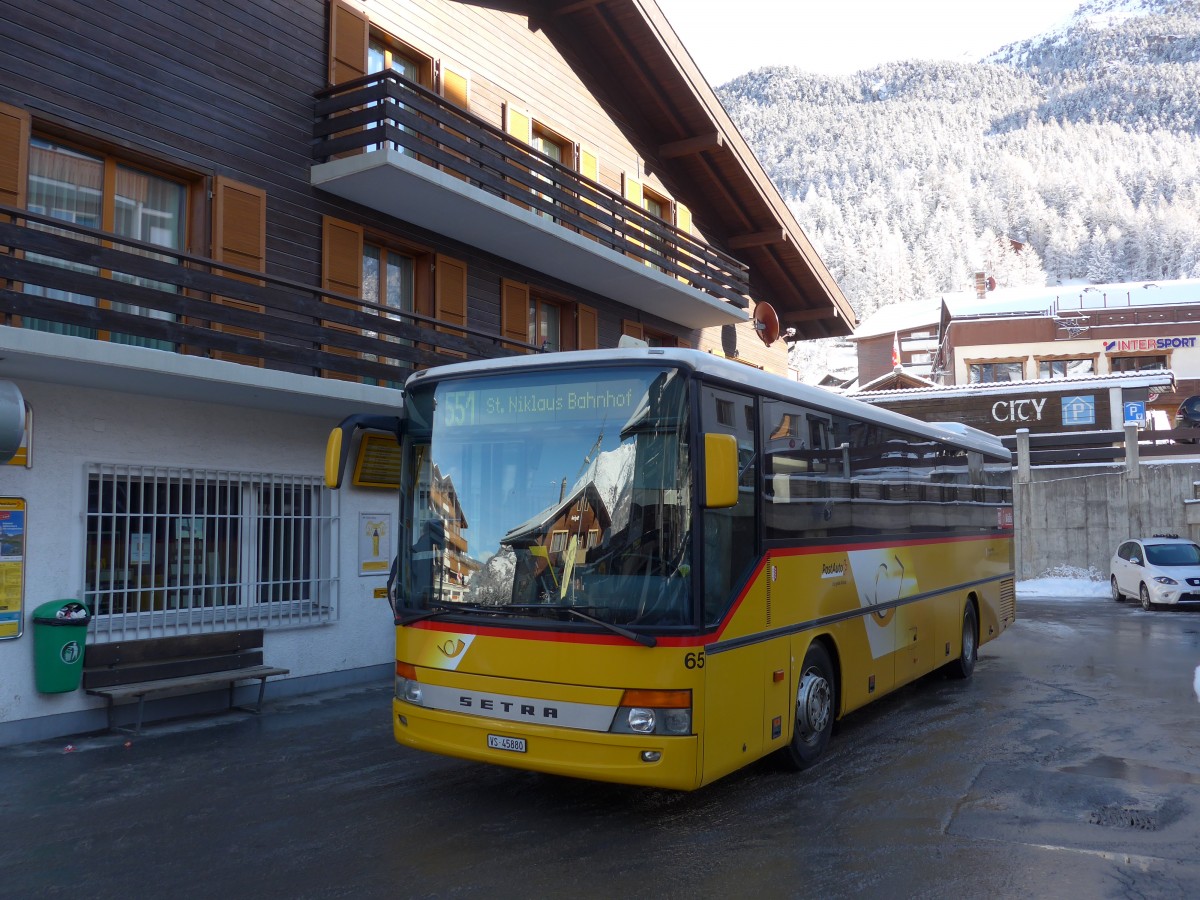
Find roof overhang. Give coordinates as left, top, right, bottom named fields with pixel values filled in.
left=460, top=0, right=856, bottom=338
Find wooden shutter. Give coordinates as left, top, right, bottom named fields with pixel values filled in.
left=0, top=102, right=29, bottom=212
left=437, top=65, right=471, bottom=181
left=504, top=103, right=531, bottom=143
left=675, top=202, right=692, bottom=236
left=622, top=319, right=644, bottom=342
left=579, top=149, right=598, bottom=184
left=500, top=279, right=530, bottom=351
left=503, top=103, right=532, bottom=209
left=0, top=103, right=29, bottom=295
left=441, top=67, right=469, bottom=109
left=435, top=254, right=467, bottom=358
left=321, top=216, right=365, bottom=381
left=211, top=177, right=266, bottom=366
left=675, top=202, right=694, bottom=283
left=329, top=0, right=368, bottom=86
left=623, top=174, right=647, bottom=264
left=576, top=303, right=597, bottom=351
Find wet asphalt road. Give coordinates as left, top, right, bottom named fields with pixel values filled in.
left=2, top=594, right=1199, bottom=900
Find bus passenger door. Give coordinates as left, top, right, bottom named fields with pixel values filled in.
left=699, top=385, right=765, bottom=781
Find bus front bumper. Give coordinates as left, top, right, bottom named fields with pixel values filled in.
left=393, top=698, right=702, bottom=791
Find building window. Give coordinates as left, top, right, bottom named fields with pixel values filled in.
left=641, top=187, right=672, bottom=270
left=529, top=296, right=563, bottom=351
left=363, top=240, right=416, bottom=385
left=643, top=326, right=678, bottom=348
left=25, top=137, right=188, bottom=349
left=85, top=465, right=333, bottom=641
left=968, top=361, right=1023, bottom=383
left=368, top=37, right=431, bottom=154
left=1038, top=358, right=1094, bottom=379
left=531, top=123, right=571, bottom=220
left=1110, top=355, right=1168, bottom=372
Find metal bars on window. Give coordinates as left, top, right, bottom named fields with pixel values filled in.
left=85, top=464, right=336, bottom=642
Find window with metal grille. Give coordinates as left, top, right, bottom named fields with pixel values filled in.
left=84, top=464, right=336, bottom=640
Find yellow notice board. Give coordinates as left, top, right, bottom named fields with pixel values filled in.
left=352, top=433, right=401, bottom=489
left=0, top=497, right=26, bottom=640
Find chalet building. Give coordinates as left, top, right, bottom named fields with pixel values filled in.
left=0, top=0, right=853, bottom=744
left=849, top=299, right=940, bottom=385
left=850, top=278, right=1200, bottom=434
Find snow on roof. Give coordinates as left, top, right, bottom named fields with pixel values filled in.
left=849, top=369, right=1176, bottom=401
left=943, top=278, right=1200, bottom=319
left=856, top=369, right=937, bottom=392
left=851, top=299, right=940, bottom=339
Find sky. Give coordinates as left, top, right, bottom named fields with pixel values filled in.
left=655, top=0, right=1086, bottom=84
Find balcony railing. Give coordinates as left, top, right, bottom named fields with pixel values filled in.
left=313, top=71, right=751, bottom=309
left=0, top=206, right=532, bottom=382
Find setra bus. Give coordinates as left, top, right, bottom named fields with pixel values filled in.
left=325, top=348, right=1016, bottom=790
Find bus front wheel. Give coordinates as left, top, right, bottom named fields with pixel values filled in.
left=946, top=602, right=978, bottom=680
left=786, top=642, right=835, bottom=770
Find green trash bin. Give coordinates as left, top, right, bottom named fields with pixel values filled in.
left=32, top=600, right=91, bottom=693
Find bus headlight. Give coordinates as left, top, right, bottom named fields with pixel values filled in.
left=396, top=661, right=423, bottom=705
left=627, top=708, right=656, bottom=733
left=611, top=689, right=692, bottom=735
left=662, top=708, right=691, bottom=735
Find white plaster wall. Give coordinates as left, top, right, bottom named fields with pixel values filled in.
left=0, top=378, right=397, bottom=727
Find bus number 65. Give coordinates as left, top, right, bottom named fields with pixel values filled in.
left=684, top=651, right=705, bottom=669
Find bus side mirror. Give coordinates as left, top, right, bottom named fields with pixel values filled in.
left=703, top=433, right=739, bottom=509
left=324, top=428, right=346, bottom=488
left=324, top=414, right=404, bottom=489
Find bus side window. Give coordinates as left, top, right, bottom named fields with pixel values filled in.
left=701, top=386, right=757, bottom=627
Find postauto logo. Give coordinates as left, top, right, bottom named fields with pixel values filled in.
left=1104, top=337, right=1197, bottom=352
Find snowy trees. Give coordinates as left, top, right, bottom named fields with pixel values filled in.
left=716, top=2, right=1200, bottom=317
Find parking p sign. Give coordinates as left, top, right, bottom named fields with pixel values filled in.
left=1123, top=401, right=1146, bottom=426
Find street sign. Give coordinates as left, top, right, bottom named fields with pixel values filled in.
left=1123, top=401, right=1146, bottom=426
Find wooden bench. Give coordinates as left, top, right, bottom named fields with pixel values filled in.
left=83, top=629, right=289, bottom=734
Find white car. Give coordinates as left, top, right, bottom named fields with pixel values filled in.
left=1110, top=535, right=1200, bottom=610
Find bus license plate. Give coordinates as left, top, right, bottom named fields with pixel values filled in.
left=487, top=734, right=526, bottom=753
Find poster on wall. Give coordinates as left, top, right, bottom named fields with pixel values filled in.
left=359, top=513, right=392, bottom=576
left=0, top=497, right=27, bottom=640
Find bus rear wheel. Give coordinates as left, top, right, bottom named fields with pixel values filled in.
left=786, top=642, right=835, bottom=770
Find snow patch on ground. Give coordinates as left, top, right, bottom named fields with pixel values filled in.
left=1017, top=565, right=1109, bottom=600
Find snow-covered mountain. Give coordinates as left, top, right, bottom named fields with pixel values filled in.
left=715, top=0, right=1200, bottom=340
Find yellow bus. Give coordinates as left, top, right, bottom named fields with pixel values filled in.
left=326, top=349, right=1015, bottom=790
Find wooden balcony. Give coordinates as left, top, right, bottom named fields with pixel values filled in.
left=0, top=206, right=530, bottom=385
left=312, top=71, right=751, bottom=329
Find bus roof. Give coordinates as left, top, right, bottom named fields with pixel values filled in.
left=406, top=348, right=1011, bottom=460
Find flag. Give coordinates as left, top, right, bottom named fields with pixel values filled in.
left=891, top=332, right=901, bottom=368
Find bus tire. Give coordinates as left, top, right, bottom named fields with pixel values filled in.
left=785, top=642, right=835, bottom=770
left=947, top=602, right=978, bottom=680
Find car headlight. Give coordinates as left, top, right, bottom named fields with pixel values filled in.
left=1153, top=576, right=1179, bottom=586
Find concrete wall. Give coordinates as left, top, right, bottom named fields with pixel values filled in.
left=1015, top=458, right=1200, bottom=581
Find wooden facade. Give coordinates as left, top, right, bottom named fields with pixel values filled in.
left=0, top=0, right=853, bottom=383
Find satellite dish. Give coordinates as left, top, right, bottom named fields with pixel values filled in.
left=753, top=302, right=780, bottom=346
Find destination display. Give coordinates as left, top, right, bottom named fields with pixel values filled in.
left=437, top=374, right=656, bottom=428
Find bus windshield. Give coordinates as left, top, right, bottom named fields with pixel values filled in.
left=399, top=365, right=693, bottom=628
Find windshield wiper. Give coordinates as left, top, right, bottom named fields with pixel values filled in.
left=503, top=604, right=657, bottom=647
left=395, top=604, right=496, bottom=626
